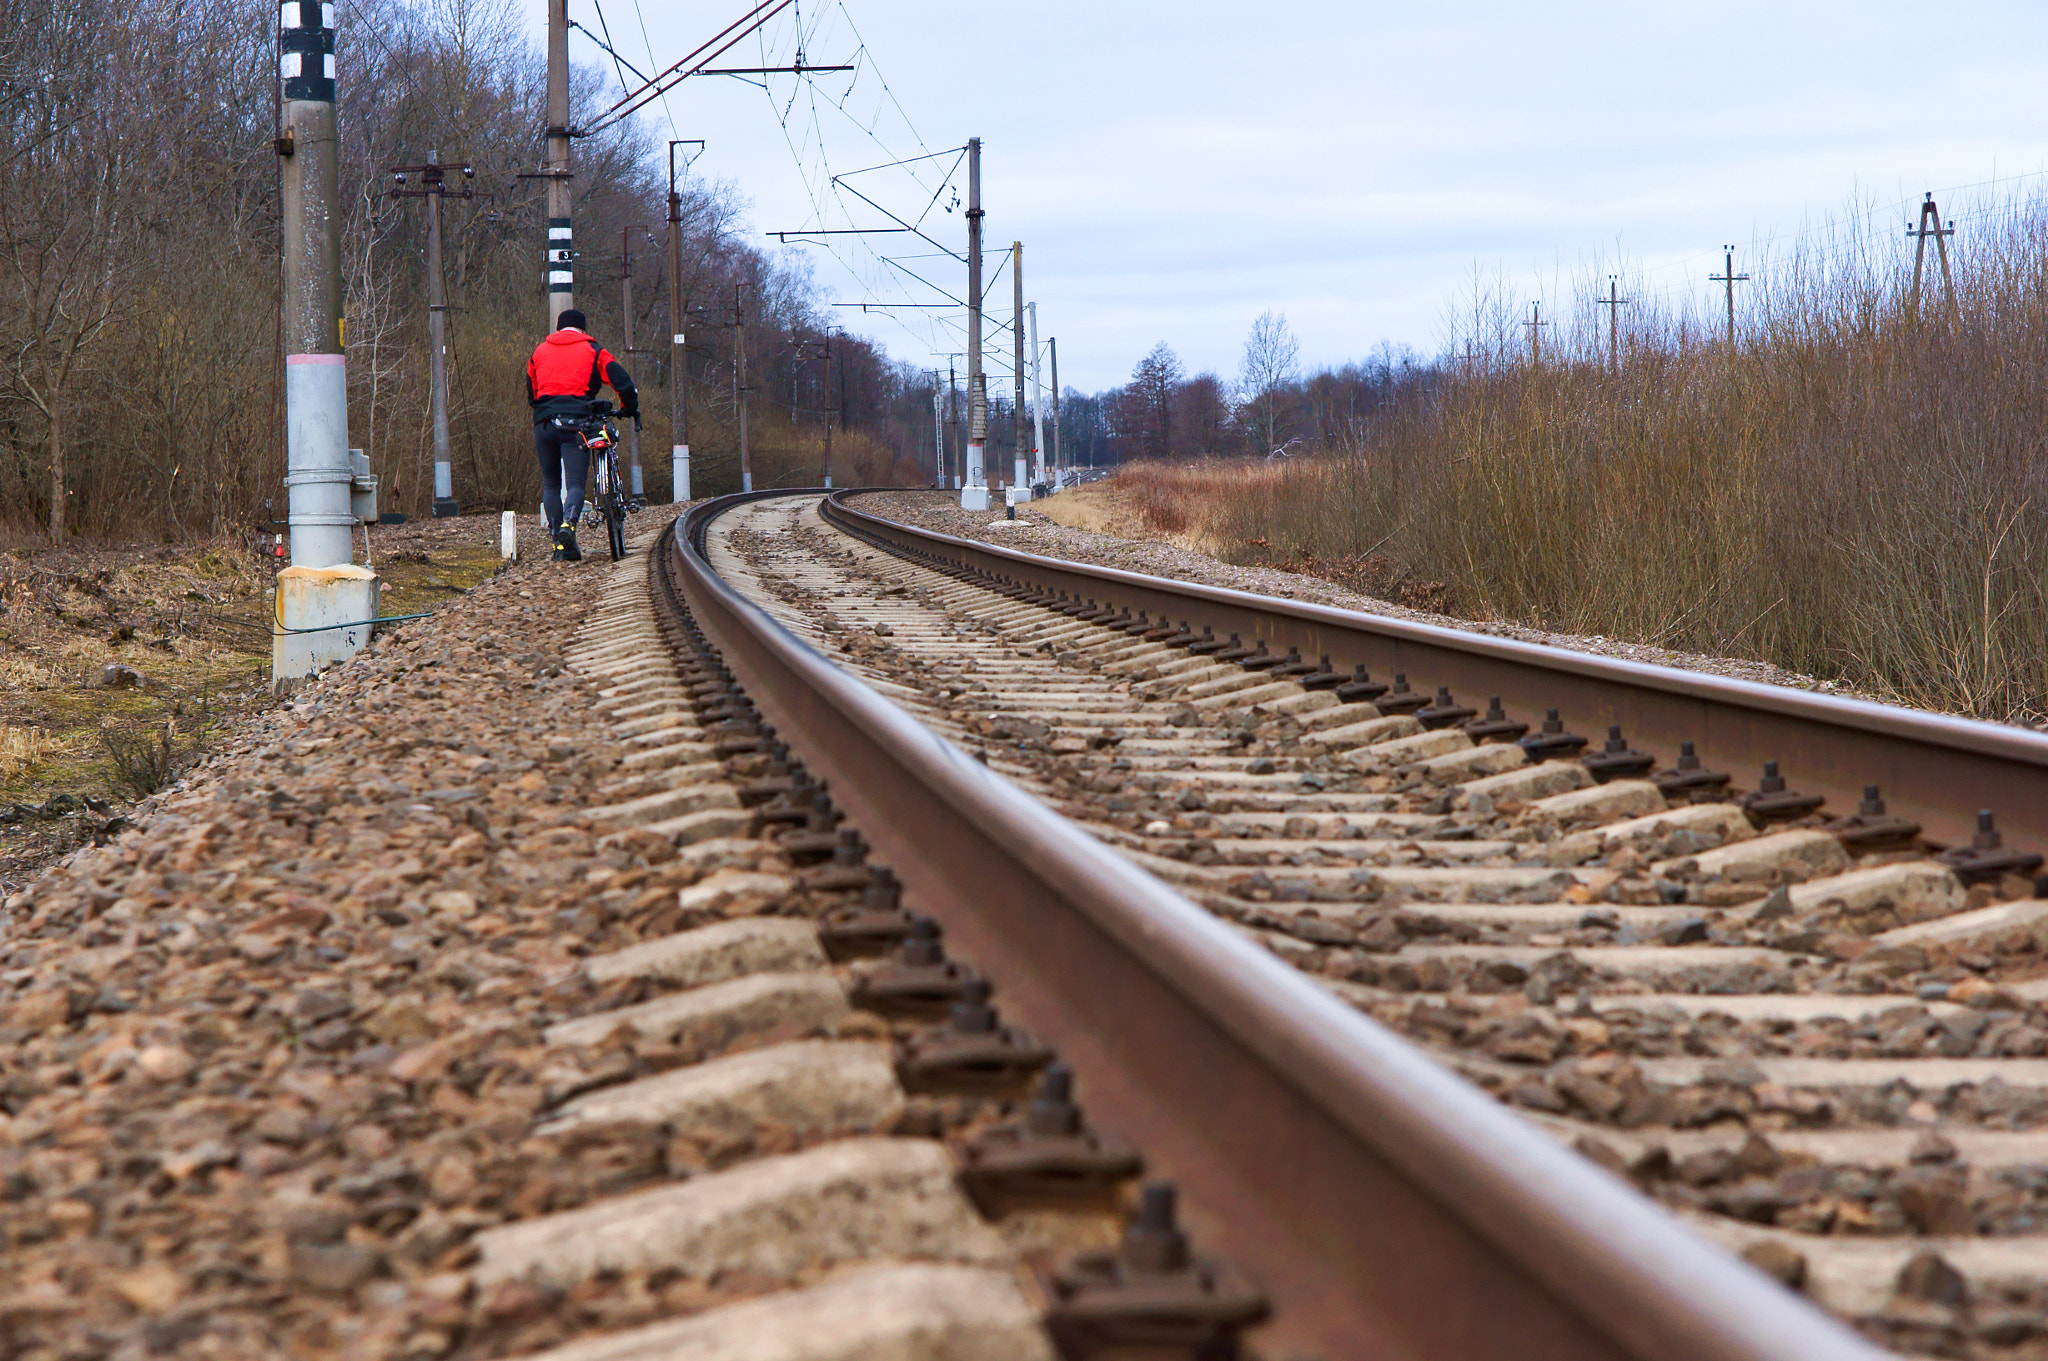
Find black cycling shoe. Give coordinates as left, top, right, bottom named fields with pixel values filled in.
left=559, top=526, right=582, bottom=562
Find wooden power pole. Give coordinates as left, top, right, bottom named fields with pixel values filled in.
left=1709, top=246, right=1749, bottom=347
left=1594, top=275, right=1630, bottom=375
left=1524, top=302, right=1549, bottom=365
left=1909, top=193, right=1957, bottom=321
left=389, top=153, right=476, bottom=518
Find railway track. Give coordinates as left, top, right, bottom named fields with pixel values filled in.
left=6, top=489, right=2043, bottom=1360
left=659, top=488, right=2048, bottom=1360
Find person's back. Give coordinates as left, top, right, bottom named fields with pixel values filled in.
left=527, top=309, right=637, bottom=560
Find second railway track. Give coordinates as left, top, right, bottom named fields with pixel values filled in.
left=679, top=488, right=2048, bottom=1361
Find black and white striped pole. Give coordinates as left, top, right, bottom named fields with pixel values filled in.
left=544, top=0, right=573, bottom=327
left=274, top=0, right=377, bottom=685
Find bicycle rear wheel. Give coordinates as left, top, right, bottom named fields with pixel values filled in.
left=605, top=452, right=627, bottom=561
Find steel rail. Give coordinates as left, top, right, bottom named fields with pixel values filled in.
left=665, top=491, right=1888, bottom=1361
left=824, top=490, right=2048, bottom=860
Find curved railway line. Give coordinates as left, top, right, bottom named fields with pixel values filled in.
left=8, top=488, right=2048, bottom=1361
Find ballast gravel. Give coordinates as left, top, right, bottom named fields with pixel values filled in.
left=0, top=522, right=909, bottom=1359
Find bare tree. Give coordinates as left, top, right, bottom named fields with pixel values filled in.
left=0, top=1, right=131, bottom=539
left=1125, top=342, right=1182, bottom=460
left=1238, top=310, right=1299, bottom=455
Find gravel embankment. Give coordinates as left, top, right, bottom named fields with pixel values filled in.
left=0, top=520, right=823, bottom=1358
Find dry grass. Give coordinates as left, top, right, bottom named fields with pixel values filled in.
left=0, top=726, right=62, bottom=780
left=1106, top=193, right=2048, bottom=723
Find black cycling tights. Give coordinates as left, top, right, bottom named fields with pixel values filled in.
left=534, top=423, right=590, bottom=533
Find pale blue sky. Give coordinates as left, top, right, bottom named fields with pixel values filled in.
left=523, top=0, right=2048, bottom=389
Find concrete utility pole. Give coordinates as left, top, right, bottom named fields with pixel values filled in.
left=1909, top=193, right=1958, bottom=321
left=1524, top=301, right=1549, bottom=365
left=1049, top=337, right=1062, bottom=487
left=620, top=224, right=648, bottom=500
left=931, top=376, right=943, bottom=486
left=389, top=152, right=476, bottom=519
left=1010, top=242, right=1030, bottom=498
left=275, top=0, right=377, bottom=685
left=544, top=0, right=573, bottom=326
left=667, top=140, right=699, bottom=502
left=960, top=137, right=988, bottom=510
left=1595, top=275, right=1630, bottom=375
left=733, top=282, right=751, bottom=492
left=1709, top=246, right=1749, bottom=347
left=1027, top=300, right=1046, bottom=491
left=426, top=166, right=453, bottom=517
left=836, top=331, right=849, bottom=485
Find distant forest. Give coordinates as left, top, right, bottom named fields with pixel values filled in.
left=1055, top=315, right=1433, bottom=470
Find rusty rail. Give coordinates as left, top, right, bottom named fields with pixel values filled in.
left=664, top=492, right=1889, bottom=1361
left=824, top=490, right=2048, bottom=859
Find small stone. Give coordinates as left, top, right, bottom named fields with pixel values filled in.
left=1357, top=916, right=1406, bottom=953
left=1508, top=1080, right=1566, bottom=1113
left=1286, top=914, right=1353, bottom=946
left=98, top=663, right=146, bottom=689
left=1628, top=1145, right=1673, bottom=1182
left=112, top=1263, right=183, bottom=1312
left=1142, top=820, right=1172, bottom=836
left=1908, top=1130, right=1958, bottom=1165
left=1748, top=884, right=1794, bottom=922
left=1976, top=1312, right=2041, bottom=1346
left=428, top=1153, right=477, bottom=1205
left=1741, top=1241, right=1806, bottom=1289
left=232, top=934, right=284, bottom=963
left=344, top=1125, right=397, bottom=1161
left=1894, top=1249, right=1968, bottom=1306
left=290, top=1242, right=384, bottom=1294
left=1944, top=976, right=2011, bottom=1008
left=426, top=890, right=478, bottom=918
left=6, top=988, right=71, bottom=1030
left=294, top=987, right=352, bottom=1024
left=1556, top=1071, right=1624, bottom=1120
left=252, top=1104, right=310, bottom=1145
left=1657, top=916, right=1710, bottom=946
left=479, top=1279, right=559, bottom=1324
left=1572, top=1134, right=1629, bottom=1176
left=135, top=1044, right=194, bottom=1084
left=1676, top=1148, right=1738, bottom=1187
left=1894, top=1167, right=1974, bottom=1235
left=280, top=1199, right=353, bottom=1245
left=1732, top=1131, right=1783, bottom=1177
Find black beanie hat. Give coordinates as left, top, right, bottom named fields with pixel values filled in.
left=557, top=309, right=587, bottom=330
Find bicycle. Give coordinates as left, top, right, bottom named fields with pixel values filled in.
left=574, top=400, right=635, bottom=562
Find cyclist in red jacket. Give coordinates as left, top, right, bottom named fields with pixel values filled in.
left=527, top=309, right=639, bottom=561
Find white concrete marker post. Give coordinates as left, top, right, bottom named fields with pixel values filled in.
left=501, top=510, right=518, bottom=560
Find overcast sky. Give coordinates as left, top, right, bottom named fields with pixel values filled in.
left=519, top=0, right=2048, bottom=391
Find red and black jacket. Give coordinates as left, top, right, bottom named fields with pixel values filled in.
left=526, top=328, right=638, bottom=423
